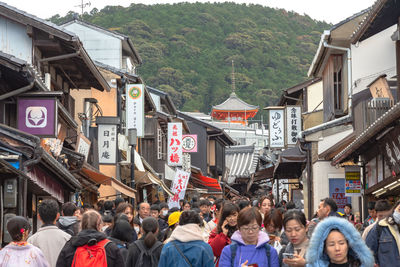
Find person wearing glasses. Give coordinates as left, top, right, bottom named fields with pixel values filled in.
left=219, top=207, right=279, bottom=267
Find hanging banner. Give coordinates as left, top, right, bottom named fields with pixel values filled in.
left=182, top=134, right=197, bottom=153
left=286, top=106, right=301, bottom=146
left=76, top=133, right=91, bottom=161
left=345, top=166, right=362, bottom=196
left=97, top=117, right=119, bottom=165
left=167, top=122, right=183, bottom=166
left=168, top=169, right=190, bottom=209
left=182, top=153, right=191, bottom=172
left=126, top=84, right=144, bottom=137
left=268, top=108, right=285, bottom=148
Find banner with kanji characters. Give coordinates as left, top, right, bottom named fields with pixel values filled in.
left=167, top=122, right=183, bottom=166
left=268, top=108, right=285, bottom=148
left=98, top=124, right=117, bottom=164
left=168, top=169, right=190, bottom=209
left=286, top=106, right=301, bottom=146
left=126, top=84, right=144, bottom=137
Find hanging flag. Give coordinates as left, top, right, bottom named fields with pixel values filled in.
left=168, top=169, right=190, bottom=209
left=126, top=84, right=145, bottom=137
left=167, top=122, right=183, bottom=166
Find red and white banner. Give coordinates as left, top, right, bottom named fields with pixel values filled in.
left=167, top=122, right=182, bottom=166
left=168, top=169, right=190, bottom=209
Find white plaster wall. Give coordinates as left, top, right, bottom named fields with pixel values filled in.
left=63, top=23, right=121, bottom=69
left=307, top=81, right=323, bottom=112
left=0, top=17, right=32, bottom=63
left=317, top=128, right=354, bottom=155
left=351, top=24, right=397, bottom=94
left=312, top=161, right=360, bottom=215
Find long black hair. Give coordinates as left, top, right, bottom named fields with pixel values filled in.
left=142, top=217, right=159, bottom=248
left=217, top=202, right=239, bottom=237
left=7, top=216, right=31, bottom=241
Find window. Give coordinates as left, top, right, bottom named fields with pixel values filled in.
left=333, top=55, right=343, bottom=113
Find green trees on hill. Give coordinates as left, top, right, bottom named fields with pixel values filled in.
left=50, top=2, right=330, bottom=114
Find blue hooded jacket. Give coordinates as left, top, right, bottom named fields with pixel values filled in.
left=306, top=217, right=374, bottom=267
left=219, top=230, right=279, bottom=267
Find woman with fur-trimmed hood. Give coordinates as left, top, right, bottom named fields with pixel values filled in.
left=306, top=217, right=374, bottom=267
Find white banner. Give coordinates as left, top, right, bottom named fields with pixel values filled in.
left=98, top=124, right=117, bottom=164
left=269, top=109, right=285, bottom=148
left=168, top=169, right=190, bottom=209
left=286, top=106, right=301, bottom=145
left=167, top=122, right=183, bottom=166
left=126, top=84, right=144, bottom=137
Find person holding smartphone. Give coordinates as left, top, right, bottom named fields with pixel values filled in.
left=218, top=207, right=279, bottom=267
left=209, top=202, right=240, bottom=266
left=278, top=210, right=309, bottom=267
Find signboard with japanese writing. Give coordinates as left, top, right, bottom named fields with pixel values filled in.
left=76, top=133, right=91, bottom=161
left=268, top=108, right=285, bottom=148
left=380, top=126, right=400, bottom=176
left=168, top=169, right=190, bottom=209
left=329, top=178, right=351, bottom=213
left=345, top=166, right=361, bottom=196
left=126, top=84, right=144, bottom=137
left=182, top=153, right=191, bottom=172
left=167, top=122, right=183, bottom=166
left=182, top=134, right=197, bottom=153
left=98, top=124, right=117, bottom=164
left=17, top=97, right=57, bottom=137
left=286, top=106, right=301, bottom=146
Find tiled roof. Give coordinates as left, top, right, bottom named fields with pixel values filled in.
left=225, top=145, right=259, bottom=184
left=213, top=92, right=258, bottom=111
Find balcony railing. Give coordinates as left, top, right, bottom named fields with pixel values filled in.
left=362, top=98, right=393, bottom=130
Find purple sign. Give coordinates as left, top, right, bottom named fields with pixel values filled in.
left=18, top=98, right=57, bottom=137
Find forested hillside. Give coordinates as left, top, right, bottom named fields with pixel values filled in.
left=50, top=3, right=330, bottom=113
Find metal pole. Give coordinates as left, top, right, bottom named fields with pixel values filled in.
left=131, top=144, right=135, bottom=205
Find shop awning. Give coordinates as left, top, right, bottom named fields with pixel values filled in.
left=191, top=172, right=222, bottom=192
left=273, top=145, right=307, bottom=180
left=81, top=166, right=136, bottom=198
left=225, top=145, right=260, bottom=185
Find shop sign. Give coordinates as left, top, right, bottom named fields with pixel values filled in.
left=345, top=166, right=361, bottom=196
left=286, top=106, right=301, bottom=146
left=126, top=84, right=145, bottom=137
left=381, top=127, right=400, bottom=176
left=268, top=108, right=285, bottom=148
left=329, top=178, right=351, bottom=213
left=182, top=153, right=191, bottom=172
left=168, top=168, right=190, bottom=209
left=98, top=123, right=118, bottom=165
left=167, top=122, right=182, bottom=166
left=182, top=135, right=197, bottom=153
left=76, top=133, right=91, bottom=161
left=17, top=97, right=57, bottom=137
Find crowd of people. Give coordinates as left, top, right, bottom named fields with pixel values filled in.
left=0, top=194, right=399, bottom=267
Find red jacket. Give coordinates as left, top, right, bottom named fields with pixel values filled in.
left=208, top=229, right=231, bottom=267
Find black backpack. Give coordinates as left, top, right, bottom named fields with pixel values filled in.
left=132, top=240, right=163, bottom=267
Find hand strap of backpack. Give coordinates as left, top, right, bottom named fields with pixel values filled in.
left=172, top=241, right=192, bottom=267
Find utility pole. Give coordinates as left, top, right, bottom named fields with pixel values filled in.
left=75, top=0, right=91, bottom=18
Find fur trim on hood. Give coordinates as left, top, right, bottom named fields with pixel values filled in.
left=168, top=223, right=205, bottom=243
left=306, top=217, right=374, bottom=267
left=231, top=230, right=270, bottom=248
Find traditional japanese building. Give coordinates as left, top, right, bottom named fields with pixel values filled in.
left=211, top=92, right=259, bottom=125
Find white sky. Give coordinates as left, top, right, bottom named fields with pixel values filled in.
left=5, top=0, right=376, bottom=24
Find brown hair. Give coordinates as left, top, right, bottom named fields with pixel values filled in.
left=115, top=202, right=134, bottom=227
left=217, top=202, right=239, bottom=235
left=81, top=210, right=102, bottom=230
left=259, top=195, right=274, bottom=209
left=237, top=207, right=262, bottom=228
left=264, top=208, right=283, bottom=231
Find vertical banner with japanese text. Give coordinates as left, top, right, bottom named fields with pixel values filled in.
left=268, top=108, right=285, bottom=148
left=345, top=166, right=361, bottom=197
left=126, top=84, right=144, bottom=137
left=98, top=124, right=117, bottom=164
left=167, top=122, right=183, bottom=166
left=286, top=106, right=301, bottom=146
left=168, top=169, right=190, bottom=209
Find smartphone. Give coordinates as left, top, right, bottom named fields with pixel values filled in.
left=283, top=253, right=294, bottom=259
left=248, top=264, right=259, bottom=267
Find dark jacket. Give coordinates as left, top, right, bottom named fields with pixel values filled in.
left=56, top=216, right=80, bottom=236
left=56, top=229, right=124, bottom=267
left=108, top=236, right=129, bottom=262
left=158, top=218, right=168, bottom=231
left=126, top=239, right=163, bottom=267
left=365, top=217, right=400, bottom=267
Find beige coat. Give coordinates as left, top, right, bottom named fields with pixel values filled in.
left=28, top=225, right=71, bottom=267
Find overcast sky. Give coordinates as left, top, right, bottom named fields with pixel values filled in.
left=5, top=0, right=375, bottom=24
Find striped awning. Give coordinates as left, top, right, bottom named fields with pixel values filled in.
left=225, top=145, right=259, bottom=185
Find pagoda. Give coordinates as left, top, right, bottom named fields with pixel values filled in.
left=211, top=61, right=258, bottom=125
